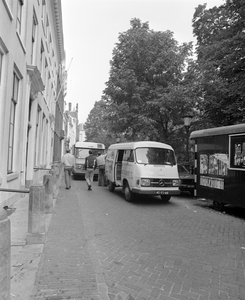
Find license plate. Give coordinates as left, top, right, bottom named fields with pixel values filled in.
left=156, top=191, right=169, bottom=195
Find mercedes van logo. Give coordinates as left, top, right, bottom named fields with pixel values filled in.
left=158, top=179, right=165, bottom=186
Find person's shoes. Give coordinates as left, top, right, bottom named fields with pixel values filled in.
left=66, top=187, right=69, bottom=190
left=88, top=185, right=92, bottom=190
left=69, top=186, right=71, bottom=189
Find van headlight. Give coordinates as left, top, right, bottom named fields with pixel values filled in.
left=173, top=179, right=180, bottom=186
left=141, top=179, right=151, bottom=186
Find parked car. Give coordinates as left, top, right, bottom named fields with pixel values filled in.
left=178, top=164, right=195, bottom=196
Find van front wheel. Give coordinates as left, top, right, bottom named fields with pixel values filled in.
left=108, top=181, right=115, bottom=192
left=124, top=182, right=134, bottom=202
left=160, top=195, right=171, bottom=202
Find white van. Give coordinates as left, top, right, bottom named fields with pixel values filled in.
left=105, top=141, right=180, bottom=202
left=73, top=142, right=105, bottom=179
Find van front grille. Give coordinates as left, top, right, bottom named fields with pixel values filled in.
left=150, top=179, right=174, bottom=187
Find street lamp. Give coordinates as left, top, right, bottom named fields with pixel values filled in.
left=183, top=114, right=193, bottom=167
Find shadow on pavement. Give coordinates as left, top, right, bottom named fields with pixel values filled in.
left=181, top=196, right=245, bottom=221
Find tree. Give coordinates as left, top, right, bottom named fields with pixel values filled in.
left=192, top=0, right=245, bottom=126
left=102, top=18, right=195, bottom=149
left=84, top=100, right=115, bottom=148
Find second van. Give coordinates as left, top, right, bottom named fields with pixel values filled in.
left=105, top=141, right=180, bottom=202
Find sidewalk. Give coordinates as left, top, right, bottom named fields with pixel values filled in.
left=9, top=183, right=108, bottom=300
left=9, top=194, right=42, bottom=300
left=9, top=184, right=245, bottom=300
left=9, top=193, right=53, bottom=300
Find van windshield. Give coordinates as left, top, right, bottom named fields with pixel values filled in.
left=135, top=147, right=176, bottom=165
left=75, top=148, right=103, bottom=159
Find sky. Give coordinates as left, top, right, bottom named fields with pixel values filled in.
left=61, top=0, right=224, bottom=124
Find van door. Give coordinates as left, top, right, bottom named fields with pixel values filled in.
left=122, top=149, right=135, bottom=187
left=115, top=150, right=124, bottom=183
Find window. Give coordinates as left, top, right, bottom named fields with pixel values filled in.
left=16, top=0, right=23, bottom=35
left=0, top=38, right=8, bottom=86
left=47, top=33, right=51, bottom=53
left=42, top=119, right=48, bottom=164
left=34, top=106, right=41, bottom=166
left=135, top=147, right=176, bottom=165
left=40, top=113, right=45, bottom=164
left=229, top=134, right=245, bottom=171
left=46, top=71, right=50, bottom=103
left=123, top=150, right=134, bottom=162
left=8, top=72, right=20, bottom=173
left=31, top=11, right=38, bottom=64
left=43, top=58, right=48, bottom=86
left=41, top=0, right=46, bottom=18
left=0, top=51, right=3, bottom=85
left=41, top=0, right=46, bottom=35
left=40, top=41, right=44, bottom=75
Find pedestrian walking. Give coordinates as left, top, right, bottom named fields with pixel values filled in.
left=96, top=152, right=107, bottom=186
left=85, top=150, right=97, bottom=190
left=61, top=149, right=75, bottom=189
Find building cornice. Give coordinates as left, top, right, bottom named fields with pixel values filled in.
left=52, top=0, right=65, bottom=62
left=27, top=65, right=45, bottom=97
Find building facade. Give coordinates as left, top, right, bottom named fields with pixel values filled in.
left=64, top=102, right=79, bottom=151
left=78, top=123, right=86, bottom=142
left=0, top=0, right=65, bottom=206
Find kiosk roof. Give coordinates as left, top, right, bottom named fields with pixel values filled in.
left=190, top=123, right=245, bottom=139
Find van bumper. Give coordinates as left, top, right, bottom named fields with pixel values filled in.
left=73, top=169, right=99, bottom=175
left=73, top=169, right=85, bottom=175
left=131, top=188, right=180, bottom=196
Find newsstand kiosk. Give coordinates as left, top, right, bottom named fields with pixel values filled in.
left=190, top=123, right=245, bottom=209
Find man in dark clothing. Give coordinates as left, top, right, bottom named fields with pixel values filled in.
left=84, top=150, right=97, bottom=190
left=96, top=152, right=107, bottom=186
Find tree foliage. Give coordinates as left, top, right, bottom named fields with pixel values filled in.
left=101, top=18, right=195, bottom=152
left=84, top=100, right=113, bottom=148
left=192, top=0, right=245, bottom=126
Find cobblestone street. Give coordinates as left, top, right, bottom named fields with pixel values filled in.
left=31, top=180, right=245, bottom=300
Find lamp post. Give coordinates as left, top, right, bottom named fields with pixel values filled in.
left=183, top=114, right=193, bottom=167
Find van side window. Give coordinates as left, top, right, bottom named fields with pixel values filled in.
left=123, top=150, right=134, bottom=162
left=128, top=150, right=134, bottom=162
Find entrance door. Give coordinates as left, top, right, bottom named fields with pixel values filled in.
left=116, top=150, right=124, bottom=181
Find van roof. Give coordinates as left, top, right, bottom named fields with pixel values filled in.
left=75, top=142, right=105, bottom=149
left=108, top=141, right=173, bottom=150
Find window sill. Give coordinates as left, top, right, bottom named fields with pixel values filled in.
left=16, top=31, right=26, bottom=54
left=7, top=172, right=19, bottom=182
